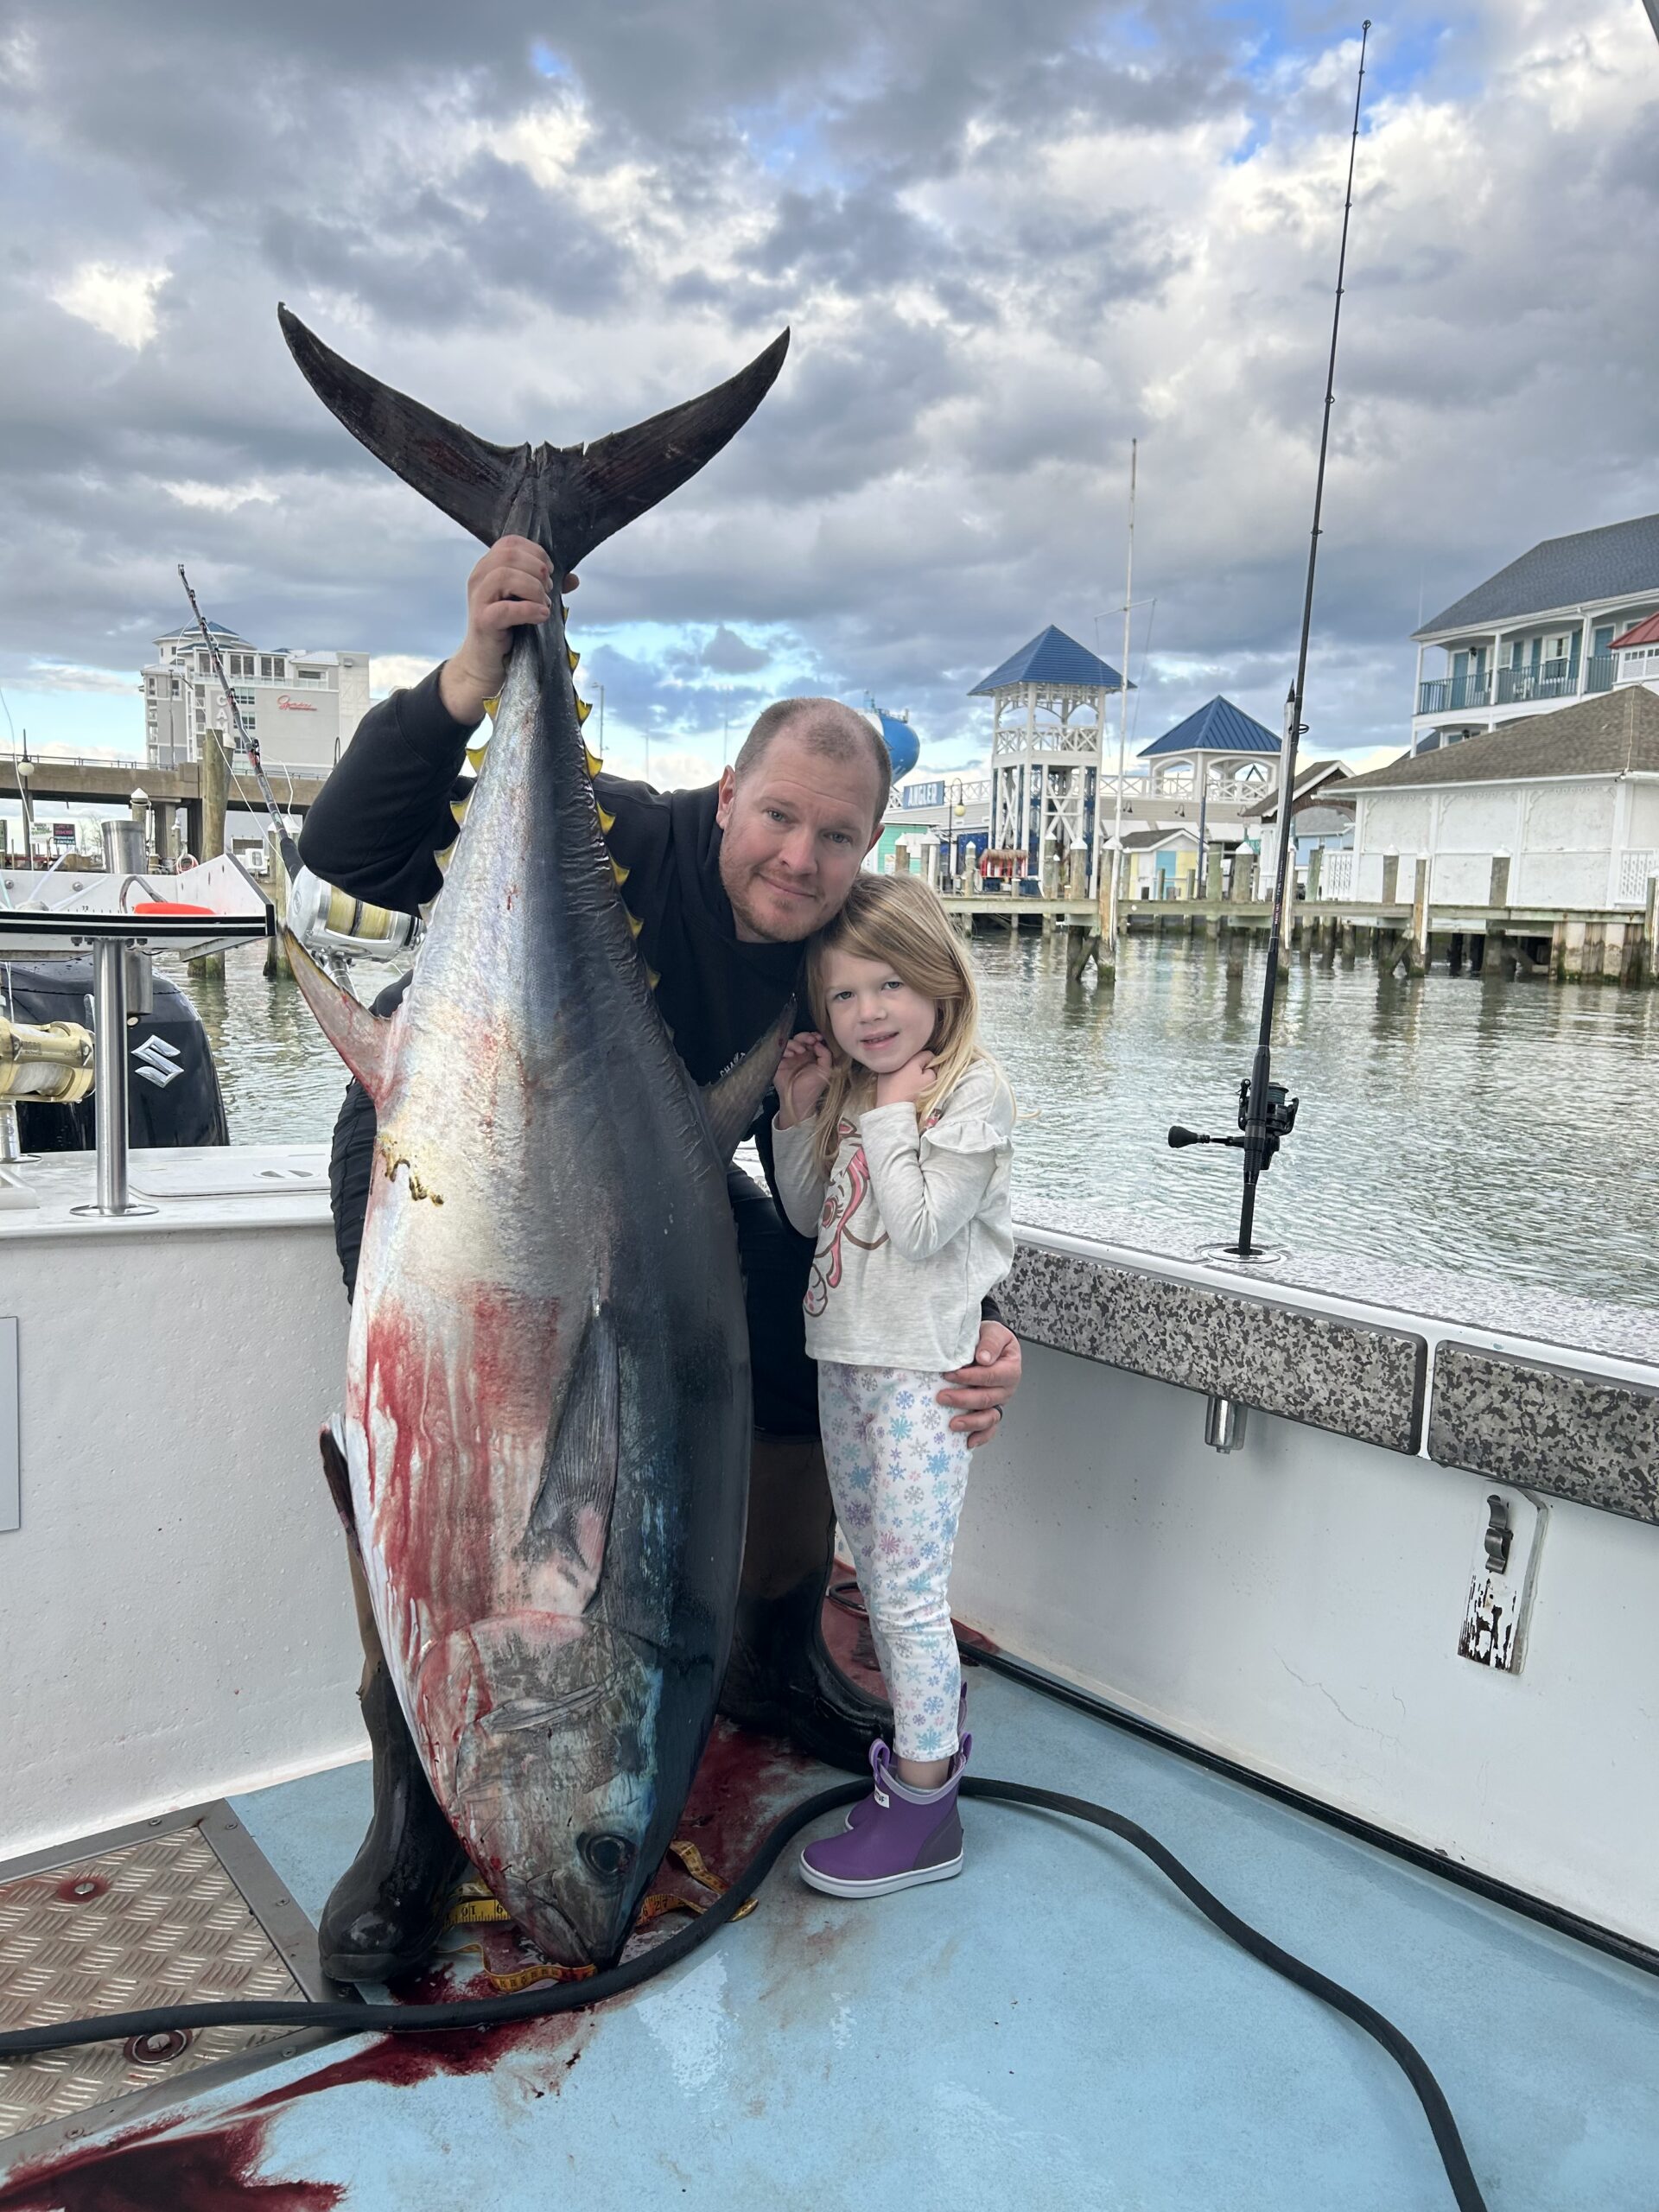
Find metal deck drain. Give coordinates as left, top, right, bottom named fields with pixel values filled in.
left=0, top=1802, right=340, bottom=2169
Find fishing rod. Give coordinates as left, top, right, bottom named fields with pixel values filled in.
left=177, top=566, right=417, bottom=972
left=1167, top=21, right=1370, bottom=1257
left=177, top=563, right=302, bottom=881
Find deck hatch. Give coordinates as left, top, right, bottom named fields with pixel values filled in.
left=0, top=1802, right=334, bottom=2164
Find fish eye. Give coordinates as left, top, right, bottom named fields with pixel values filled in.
left=580, top=1831, right=635, bottom=1881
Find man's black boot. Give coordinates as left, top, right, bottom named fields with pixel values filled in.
left=318, top=1660, right=470, bottom=1984
left=718, top=1432, right=893, bottom=1772
left=316, top=1423, right=470, bottom=1984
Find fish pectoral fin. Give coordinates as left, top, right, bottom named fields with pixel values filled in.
left=521, top=1300, right=620, bottom=1611
left=284, top=931, right=399, bottom=1103
left=317, top=1421, right=360, bottom=1551
left=699, top=995, right=798, bottom=1161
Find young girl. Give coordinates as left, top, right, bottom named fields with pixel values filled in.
left=772, top=873, right=1014, bottom=1898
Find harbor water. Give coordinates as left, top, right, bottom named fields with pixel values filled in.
left=168, top=930, right=1659, bottom=1316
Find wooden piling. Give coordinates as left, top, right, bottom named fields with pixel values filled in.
left=188, top=730, right=229, bottom=982
left=1406, top=860, right=1430, bottom=977
left=264, top=829, right=293, bottom=981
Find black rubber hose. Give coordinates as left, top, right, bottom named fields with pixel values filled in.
left=0, top=1777, right=1487, bottom=2212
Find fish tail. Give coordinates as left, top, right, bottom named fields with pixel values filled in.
left=277, top=307, right=789, bottom=574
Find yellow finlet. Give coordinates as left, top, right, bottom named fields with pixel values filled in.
left=644, top=964, right=660, bottom=990
left=585, top=747, right=603, bottom=779
left=575, top=696, right=592, bottom=726
left=567, top=647, right=581, bottom=672
left=481, top=696, right=499, bottom=720
left=596, top=804, right=615, bottom=834
left=626, top=909, right=644, bottom=939
left=611, top=858, right=630, bottom=888
left=450, top=798, right=469, bottom=827
left=435, top=841, right=457, bottom=874
left=466, top=743, right=488, bottom=773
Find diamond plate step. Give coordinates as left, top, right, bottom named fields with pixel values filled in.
left=0, top=1802, right=337, bottom=2168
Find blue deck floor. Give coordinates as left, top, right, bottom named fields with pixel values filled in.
left=9, top=1665, right=1659, bottom=2211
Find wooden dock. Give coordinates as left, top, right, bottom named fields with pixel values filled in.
left=942, top=891, right=1659, bottom=985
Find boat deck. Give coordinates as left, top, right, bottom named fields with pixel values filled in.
left=3, top=1656, right=1657, bottom=2212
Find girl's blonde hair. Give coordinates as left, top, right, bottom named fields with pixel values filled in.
left=804, top=873, right=994, bottom=1176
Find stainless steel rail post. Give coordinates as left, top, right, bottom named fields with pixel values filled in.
left=92, top=936, right=131, bottom=1216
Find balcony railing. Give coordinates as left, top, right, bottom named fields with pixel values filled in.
left=1416, top=673, right=1491, bottom=715
left=1496, top=659, right=1579, bottom=705
left=1418, top=653, right=1620, bottom=719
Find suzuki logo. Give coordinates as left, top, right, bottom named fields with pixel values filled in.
left=132, top=1035, right=184, bottom=1090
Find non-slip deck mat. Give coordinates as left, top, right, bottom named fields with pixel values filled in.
left=0, top=1817, right=306, bottom=2143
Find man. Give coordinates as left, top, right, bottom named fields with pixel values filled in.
left=299, top=537, right=1022, bottom=1980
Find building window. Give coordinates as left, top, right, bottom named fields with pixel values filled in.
left=296, top=667, right=323, bottom=682
left=259, top=655, right=285, bottom=681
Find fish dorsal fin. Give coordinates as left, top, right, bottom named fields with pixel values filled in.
left=284, top=931, right=398, bottom=1103
left=700, top=999, right=795, bottom=1162
left=521, top=1300, right=620, bottom=1615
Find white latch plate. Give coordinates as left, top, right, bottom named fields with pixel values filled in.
left=1458, top=1485, right=1547, bottom=1673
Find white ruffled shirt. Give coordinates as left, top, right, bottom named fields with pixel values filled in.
left=772, top=1057, right=1015, bottom=1372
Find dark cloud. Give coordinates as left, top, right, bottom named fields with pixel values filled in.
left=2, top=0, right=1657, bottom=781
left=700, top=624, right=770, bottom=672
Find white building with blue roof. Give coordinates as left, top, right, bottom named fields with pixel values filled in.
left=1412, top=512, right=1659, bottom=755
left=969, top=625, right=1128, bottom=895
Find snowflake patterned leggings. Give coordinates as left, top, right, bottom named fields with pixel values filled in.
left=817, top=1360, right=973, bottom=1762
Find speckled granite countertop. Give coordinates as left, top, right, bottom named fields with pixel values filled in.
left=1013, top=1205, right=1659, bottom=1370
left=1000, top=1241, right=1427, bottom=1453
left=1429, top=1345, right=1659, bottom=1522
left=1006, top=1216, right=1659, bottom=1526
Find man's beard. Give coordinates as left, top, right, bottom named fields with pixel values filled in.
left=724, top=870, right=824, bottom=944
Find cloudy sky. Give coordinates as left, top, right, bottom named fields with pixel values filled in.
left=2, top=0, right=1656, bottom=788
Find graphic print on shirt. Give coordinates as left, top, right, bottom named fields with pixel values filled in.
left=806, top=1117, right=888, bottom=1317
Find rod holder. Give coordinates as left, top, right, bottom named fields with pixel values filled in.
left=71, top=937, right=156, bottom=1219
left=1205, top=1394, right=1249, bottom=1454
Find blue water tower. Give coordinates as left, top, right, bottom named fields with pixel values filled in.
left=873, top=709, right=919, bottom=785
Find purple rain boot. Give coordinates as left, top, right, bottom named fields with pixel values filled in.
left=845, top=1684, right=968, bottom=1832
left=801, top=1732, right=971, bottom=1898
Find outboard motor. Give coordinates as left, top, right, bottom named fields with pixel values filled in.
left=2, top=960, right=229, bottom=1153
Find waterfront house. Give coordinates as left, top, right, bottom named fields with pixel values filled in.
left=1612, top=610, right=1659, bottom=690
left=1411, top=512, right=1659, bottom=756
left=1247, top=760, right=1354, bottom=895
left=1339, top=684, right=1659, bottom=912
left=1119, top=821, right=1248, bottom=899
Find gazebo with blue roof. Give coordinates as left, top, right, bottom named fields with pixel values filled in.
left=1139, top=696, right=1281, bottom=779
left=969, top=625, right=1128, bottom=896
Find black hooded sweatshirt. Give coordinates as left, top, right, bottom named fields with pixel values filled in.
left=297, top=667, right=804, bottom=1097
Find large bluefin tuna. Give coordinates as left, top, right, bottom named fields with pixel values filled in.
left=277, top=306, right=791, bottom=1967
